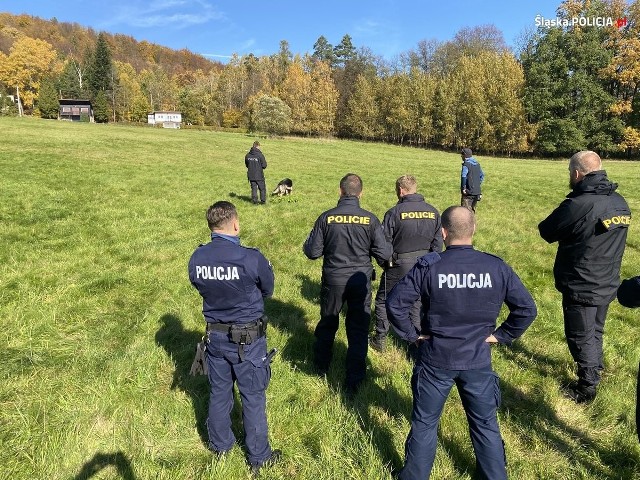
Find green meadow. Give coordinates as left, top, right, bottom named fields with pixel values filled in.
left=2, top=117, right=640, bottom=479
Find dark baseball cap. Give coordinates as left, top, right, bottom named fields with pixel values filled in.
left=461, top=148, right=472, bottom=158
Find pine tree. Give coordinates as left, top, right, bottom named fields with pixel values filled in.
left=93, top=90, right=109, bottom=123
left=37, top=77, right=59, bottom=119
left=87, top=33, right=114, bottom=97
left=312, top=36, right=335, bottom=66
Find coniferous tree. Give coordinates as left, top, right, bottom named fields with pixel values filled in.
left=87, top=33, right=114, bottom=98
left=312, top=36, right=335, bottom=66
left=37, top=76, right=59, bottom=118
left=93, top=89, right=109, bottom=122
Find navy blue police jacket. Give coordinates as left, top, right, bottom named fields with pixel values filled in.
left=386, top=246, right=537, bottom=370
left=618, top=276, right=640, bottom=308
left=303, top=196, right=392, bottom=285
left=382, top=193, right=443, bottom=257
left=188, top=233, right=274, bottom=324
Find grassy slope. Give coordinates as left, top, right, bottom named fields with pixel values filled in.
left=1, top=117, right=639, bottom=479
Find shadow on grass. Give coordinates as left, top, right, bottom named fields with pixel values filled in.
left=155, top=314, right=242, bottom=448
left=72, top=451, right=135, bottom=480
left=498, top=341, right=640, bottom=478
left=270, top=276, right=481, bottom=477
left=228, top=191, right=259, bottom=204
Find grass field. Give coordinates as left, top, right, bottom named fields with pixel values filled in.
left=1, top=116, right=640, bottom=480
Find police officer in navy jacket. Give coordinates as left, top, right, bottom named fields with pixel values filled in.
left=188, top=201, right=280, bottom=473
left=303, top=173, right=392, bottom=395
left=539, top=150, right=630, bottom=403
left=617, top=276, right=640, bottom=442
left=387, top=206, right=536, bottom=480
left=370, top=174, right=442, bottom=352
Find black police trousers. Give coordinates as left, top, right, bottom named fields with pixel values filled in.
left=250, top=180, right=266, bottom=204
left=562, top=295, right=609, bottom=387
left=373, top=263, right=421, bottom=338
left=314, top=277, right=372, bottom=387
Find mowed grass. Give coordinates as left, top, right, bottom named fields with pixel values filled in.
left=1, top=116, right=639, bottom=480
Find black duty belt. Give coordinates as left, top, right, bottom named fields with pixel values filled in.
left=395, top=249, right=430, bottom=260
left=206, top=317, right=268, bottom=361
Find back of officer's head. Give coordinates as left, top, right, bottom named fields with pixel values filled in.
left=569, top=150, right=601, bottom=175
left=207, top=201, right=238, bottom=231
left=396, top=175, right=417, bottom=196
left=340, top=173, right=363, bottom=197
left=441, top=206, right=476, bottom=244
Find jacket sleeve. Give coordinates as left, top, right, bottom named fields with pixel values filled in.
left=386, top=253, right=440, bottom=343
left=382, top=210, right=395, bottom=245
left=260, top=151, right=267, bottom=169
left=256, top=252, right=275, bottom=298
left=492, top=265, right=537, bottom=345
left=431, top=213, right=443, bottom=253
left=370, top=217, right=393, bottom=265
left=538, top=198, right=578, bottom=244
left=188, top=252, right=198, bottom=289
left=303, top=216, right=325, bottom=260
left=618, top=276, right=640, bottom=308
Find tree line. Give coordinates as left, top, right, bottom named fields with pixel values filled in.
left=0, top=0, right=639, bottom=157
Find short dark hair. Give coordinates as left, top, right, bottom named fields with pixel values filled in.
left=441, top=206, right=475, bottom=241
left=206, top=201, right=237, bottom=231
left=340, top=173, right=363, bottom=196
left=253, top=141, right=261, bottom=147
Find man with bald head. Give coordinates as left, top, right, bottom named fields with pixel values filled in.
left=387, top=206, right=537, bottom=480
left=539, top=150, right=631, bottom=403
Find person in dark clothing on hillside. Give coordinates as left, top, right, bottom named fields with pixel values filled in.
left=245, top=141, right=267, bottom=204
left=460, top=147, right=484, bottom=212
left=617, top=275, right=640, bottom=442
left=303, top=173, right=392, bottom=396
left=369, top=174, right=442, bottom=353
left=539, top=150, right=631, bottom=403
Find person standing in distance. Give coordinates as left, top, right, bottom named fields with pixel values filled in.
left=617, top=275, right=640, bottom=442
left=539, top=151, right=631, bottom=403
left=387, top=206, right=537, bottom=480
left=460, top=147, right=484, bottom=212
left=303, top=173, right=392, bottom=395
left=369, top=174, right=443, bottom=353
left=245, top=141, right=267, bottom=204
left=188, top=201, right=280, bottom=474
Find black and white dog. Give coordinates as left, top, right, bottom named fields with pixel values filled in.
left=272, top=178, right=293, bottom=196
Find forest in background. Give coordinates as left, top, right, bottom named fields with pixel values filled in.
left=0, top=0, right=639, bottom=157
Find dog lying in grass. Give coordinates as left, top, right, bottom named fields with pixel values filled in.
left=272, top=178, right=293, bottom=196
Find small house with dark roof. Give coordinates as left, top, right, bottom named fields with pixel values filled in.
left=147, top=111, right=182, bottom=129
left=59, top=99, right=94, bottom=122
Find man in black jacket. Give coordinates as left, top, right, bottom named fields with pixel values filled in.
left=303, top=173, right=392, bottom=394
left=618, top=276, right=640, bottom=442
left=539, top=150, right=631, bottom=403
left=245, top=141, right=267, bottom=204
left=370, top=174, right=443, bottom=352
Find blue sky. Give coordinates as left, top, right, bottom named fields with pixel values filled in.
left=2, top=1, right=564, bottom=61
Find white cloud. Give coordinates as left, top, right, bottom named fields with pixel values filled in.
left=106, top=0, right=224, bottom=30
